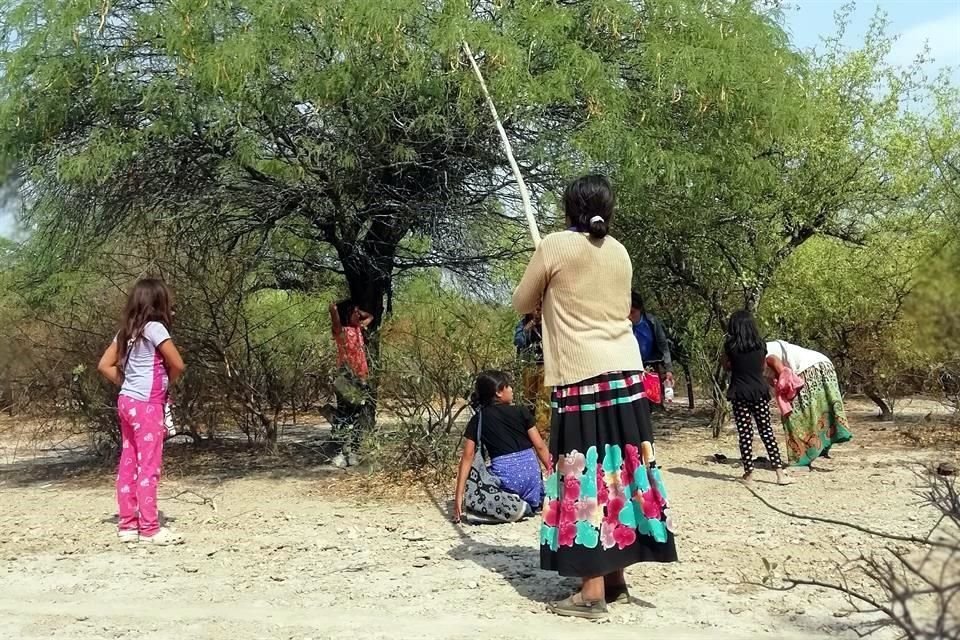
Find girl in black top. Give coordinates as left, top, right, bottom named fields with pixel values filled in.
left=723, top=311, right=792, bottom=486
left=453, top=371, right=551, bottom=522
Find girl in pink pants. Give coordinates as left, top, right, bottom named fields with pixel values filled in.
left=98, top=278, right=186, bottom=545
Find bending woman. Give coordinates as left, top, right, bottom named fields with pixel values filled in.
left=766, top=340, right=853, bottom=468
left=513, top=174, right=678, bottom=619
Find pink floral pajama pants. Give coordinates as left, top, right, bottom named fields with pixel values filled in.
left=116, top=395, right=166, bottom=536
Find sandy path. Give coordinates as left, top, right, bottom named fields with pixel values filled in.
left=0, top=408, right=950, bottom=640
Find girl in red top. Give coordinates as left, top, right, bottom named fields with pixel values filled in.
left=329, top=299, right=374, bottom=468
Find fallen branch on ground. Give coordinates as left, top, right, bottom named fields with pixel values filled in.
left=744, top=473, right=958, bottom=640
left=161, top=489, right=218, bottom=511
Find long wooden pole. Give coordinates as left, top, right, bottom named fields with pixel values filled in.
left=462, top=40, right=541, bottom=248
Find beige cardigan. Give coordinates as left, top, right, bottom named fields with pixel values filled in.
left=512, top=231, right=643, bottom=387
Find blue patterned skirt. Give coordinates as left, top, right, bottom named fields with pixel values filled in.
left=489, top=448, right=544, bottom=510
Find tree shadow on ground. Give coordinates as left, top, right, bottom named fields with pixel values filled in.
left=646, top=407, right=714, bottom=443
left=0, top=432, right=350, bottom=488
left=668, top=466, right=739, bottom=483
left=668, top=466, right=791, bottom=486
left=668, top=452, right=786, bottom=484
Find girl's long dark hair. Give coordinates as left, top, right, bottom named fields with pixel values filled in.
left=724, top=310, right=764, bottom=355
left=335, top=299, right=359, bottom=327
left=117, top=278, right=173, bottom=366
left=469, top=370, right=511, bottom=409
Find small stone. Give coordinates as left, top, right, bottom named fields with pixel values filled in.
left=937, top=462, right=957, bottom=477
left=729, top=607, right=744, bottom=615
left=403, top=532, right=426, bottom=542
left=833, top=610, right=851, bottom=618
left=794, top=608, right=805, bottom=615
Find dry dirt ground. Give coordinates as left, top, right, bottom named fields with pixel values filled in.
left=0, top=398, right=955, bottom=640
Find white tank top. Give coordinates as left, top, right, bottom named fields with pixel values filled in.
left=766, top=340, right=830, bottom=375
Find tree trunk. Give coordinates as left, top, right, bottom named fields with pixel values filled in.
left=745, top=286, right=762, bottom=313
left=710, top=362, right=729, bottom=438
left=682, top=360, right=694, bottom=410
left=345, top=273, right=389, bottom=332
left=866, top=389, right=894, bottom=421
left=341, top=256, right=393, bottom=433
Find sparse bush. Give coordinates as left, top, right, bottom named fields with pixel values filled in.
left=171, top=257, right=336, bottom=449
left=367, top=282, right=515, bottom=479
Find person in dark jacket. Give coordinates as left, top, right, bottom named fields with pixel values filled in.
left=629, top=292, right=673, bottom=405
left=514, top=307, right=549, bottom=436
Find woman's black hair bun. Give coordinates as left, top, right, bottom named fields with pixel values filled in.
left=588, top=216, right=609, bottom=239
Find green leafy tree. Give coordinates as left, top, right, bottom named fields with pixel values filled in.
left=602, top=7, right=948, bottom=426
left=0, top=0, right=637, bottom=324
left=761, top=229, right=932, bottom=420
left=2, top=0, right=956, bottom=440
left=915, top=82, right=960, bottom=415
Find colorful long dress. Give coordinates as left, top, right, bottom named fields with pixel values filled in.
left=540, top=371, right=678, bottom=577
left=332, top=326, right=372, bottom=451
left=782, top=362, right=852, bottom=467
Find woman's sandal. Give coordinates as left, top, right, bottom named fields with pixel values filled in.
left=549, top=592, right=608, bottom=619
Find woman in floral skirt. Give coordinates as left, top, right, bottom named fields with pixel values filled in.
left=513, top=175, right=678, bottom=619
left=766, top=339, right=852, bottom=468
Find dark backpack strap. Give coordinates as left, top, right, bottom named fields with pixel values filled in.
left=475, top=408, right=484, bottom=458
